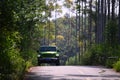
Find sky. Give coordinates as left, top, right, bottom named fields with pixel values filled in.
left=50, top=0, right=76, bottom=20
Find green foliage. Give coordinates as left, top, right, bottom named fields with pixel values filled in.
left=78, top=20, right=120, bottom=67
left=0, top=31, right=25, bottom=80
left=80, top=43, right=120, bottom=68
left=113, top=59, right=120, bottom=72
left=66, top=53, right=83, bottom=65
left=66, top=55, right=80, bottom=65
left=0, top=0, right=46, bottom=80
left=104, top=20, right=118, bottom=48
left=81, top=44, right=106, bottom=65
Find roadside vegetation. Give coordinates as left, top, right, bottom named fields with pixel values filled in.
left=0, top=0, right=46, bottom=80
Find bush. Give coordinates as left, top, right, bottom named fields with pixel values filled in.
left=113, top=59, right=120, bottom=72
left=80, top=44, right=120, bottom=67
left=65, top=54, right=81, bottom=65
left=106, top=58, right=116, bottom=68
left=81, top=44, right=107, bottom=65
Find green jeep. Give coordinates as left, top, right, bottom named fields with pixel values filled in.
left=37, top=46, right=60, bottom=65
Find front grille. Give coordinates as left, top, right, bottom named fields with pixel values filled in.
left=41, top=54, right=56, bottom=58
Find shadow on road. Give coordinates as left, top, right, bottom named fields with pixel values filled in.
left=24, top=66, right=120, bottom=80
left=24, top=72, right=68, bottom=80
left=67, top=74, right=120, bottom=78
left=24, top=71, right=120, bottom=80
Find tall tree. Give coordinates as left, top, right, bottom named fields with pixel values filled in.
left=112, top=0, right=116, bottom=20
left=88, top=0, right=92, bottom=45
left=107, top=0, right=111, bottom=20
left=119, top=0, right=120, bottom=43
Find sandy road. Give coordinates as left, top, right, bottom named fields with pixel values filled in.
left=24, top=66, right=120, bottom=80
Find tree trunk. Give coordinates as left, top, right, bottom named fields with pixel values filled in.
left=78, top=0, right=81, bottom=61
left=111, top=0, right=115, bottom=20
left=119, top=0, right=120, bottom=43
left=96, top=0, right=99, bottom=43
left=84, top=0, right=87, bottom=51
left=88, top=0, right=92, bottom=45
left=107, top=0, right=110, bottom=20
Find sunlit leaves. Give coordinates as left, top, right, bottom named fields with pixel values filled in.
left=57, top=35, right=64, bottom=40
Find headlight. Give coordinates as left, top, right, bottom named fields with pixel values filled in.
left=37, top=54, right=41, bottom=57
left=56, top=54, right=59, bottom=56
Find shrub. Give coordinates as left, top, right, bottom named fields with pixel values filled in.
left=81, top=44, right=107, bottom=65
left=66, top=54, right=81, bottom=65
left=113, top=59, right=120, bottom=72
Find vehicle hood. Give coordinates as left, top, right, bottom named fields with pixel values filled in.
left=40, top=51, right=57, bottom=54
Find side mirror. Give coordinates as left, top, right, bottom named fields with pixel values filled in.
left=37, top=50, right=39, bottom=53
left=57, top=50, right=60, bottom=52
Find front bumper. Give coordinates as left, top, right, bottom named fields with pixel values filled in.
left=38, top=58, right=59, bottom=63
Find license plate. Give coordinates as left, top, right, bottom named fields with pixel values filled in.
left=45, top=58, right=51, bottom=60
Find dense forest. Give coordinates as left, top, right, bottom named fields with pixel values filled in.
left=65, top=0, right=120, bottom=72
left=1, top=0, right=120, bottom=80
left=0, top=0, right=46, bottom=79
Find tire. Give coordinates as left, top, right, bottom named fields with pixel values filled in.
left=56, top=60, right=60, bottom=66
left=38, top=62, right=41, bottom=66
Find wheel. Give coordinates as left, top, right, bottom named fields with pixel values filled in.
left=56, top=60, right=60, bottom=66
left=38, top=62, right=41, bottom=66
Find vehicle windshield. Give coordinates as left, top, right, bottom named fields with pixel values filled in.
left=39, top=46, right=57, bottom=52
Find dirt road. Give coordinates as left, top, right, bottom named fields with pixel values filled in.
left=24, top=66, right=120, bottom=80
